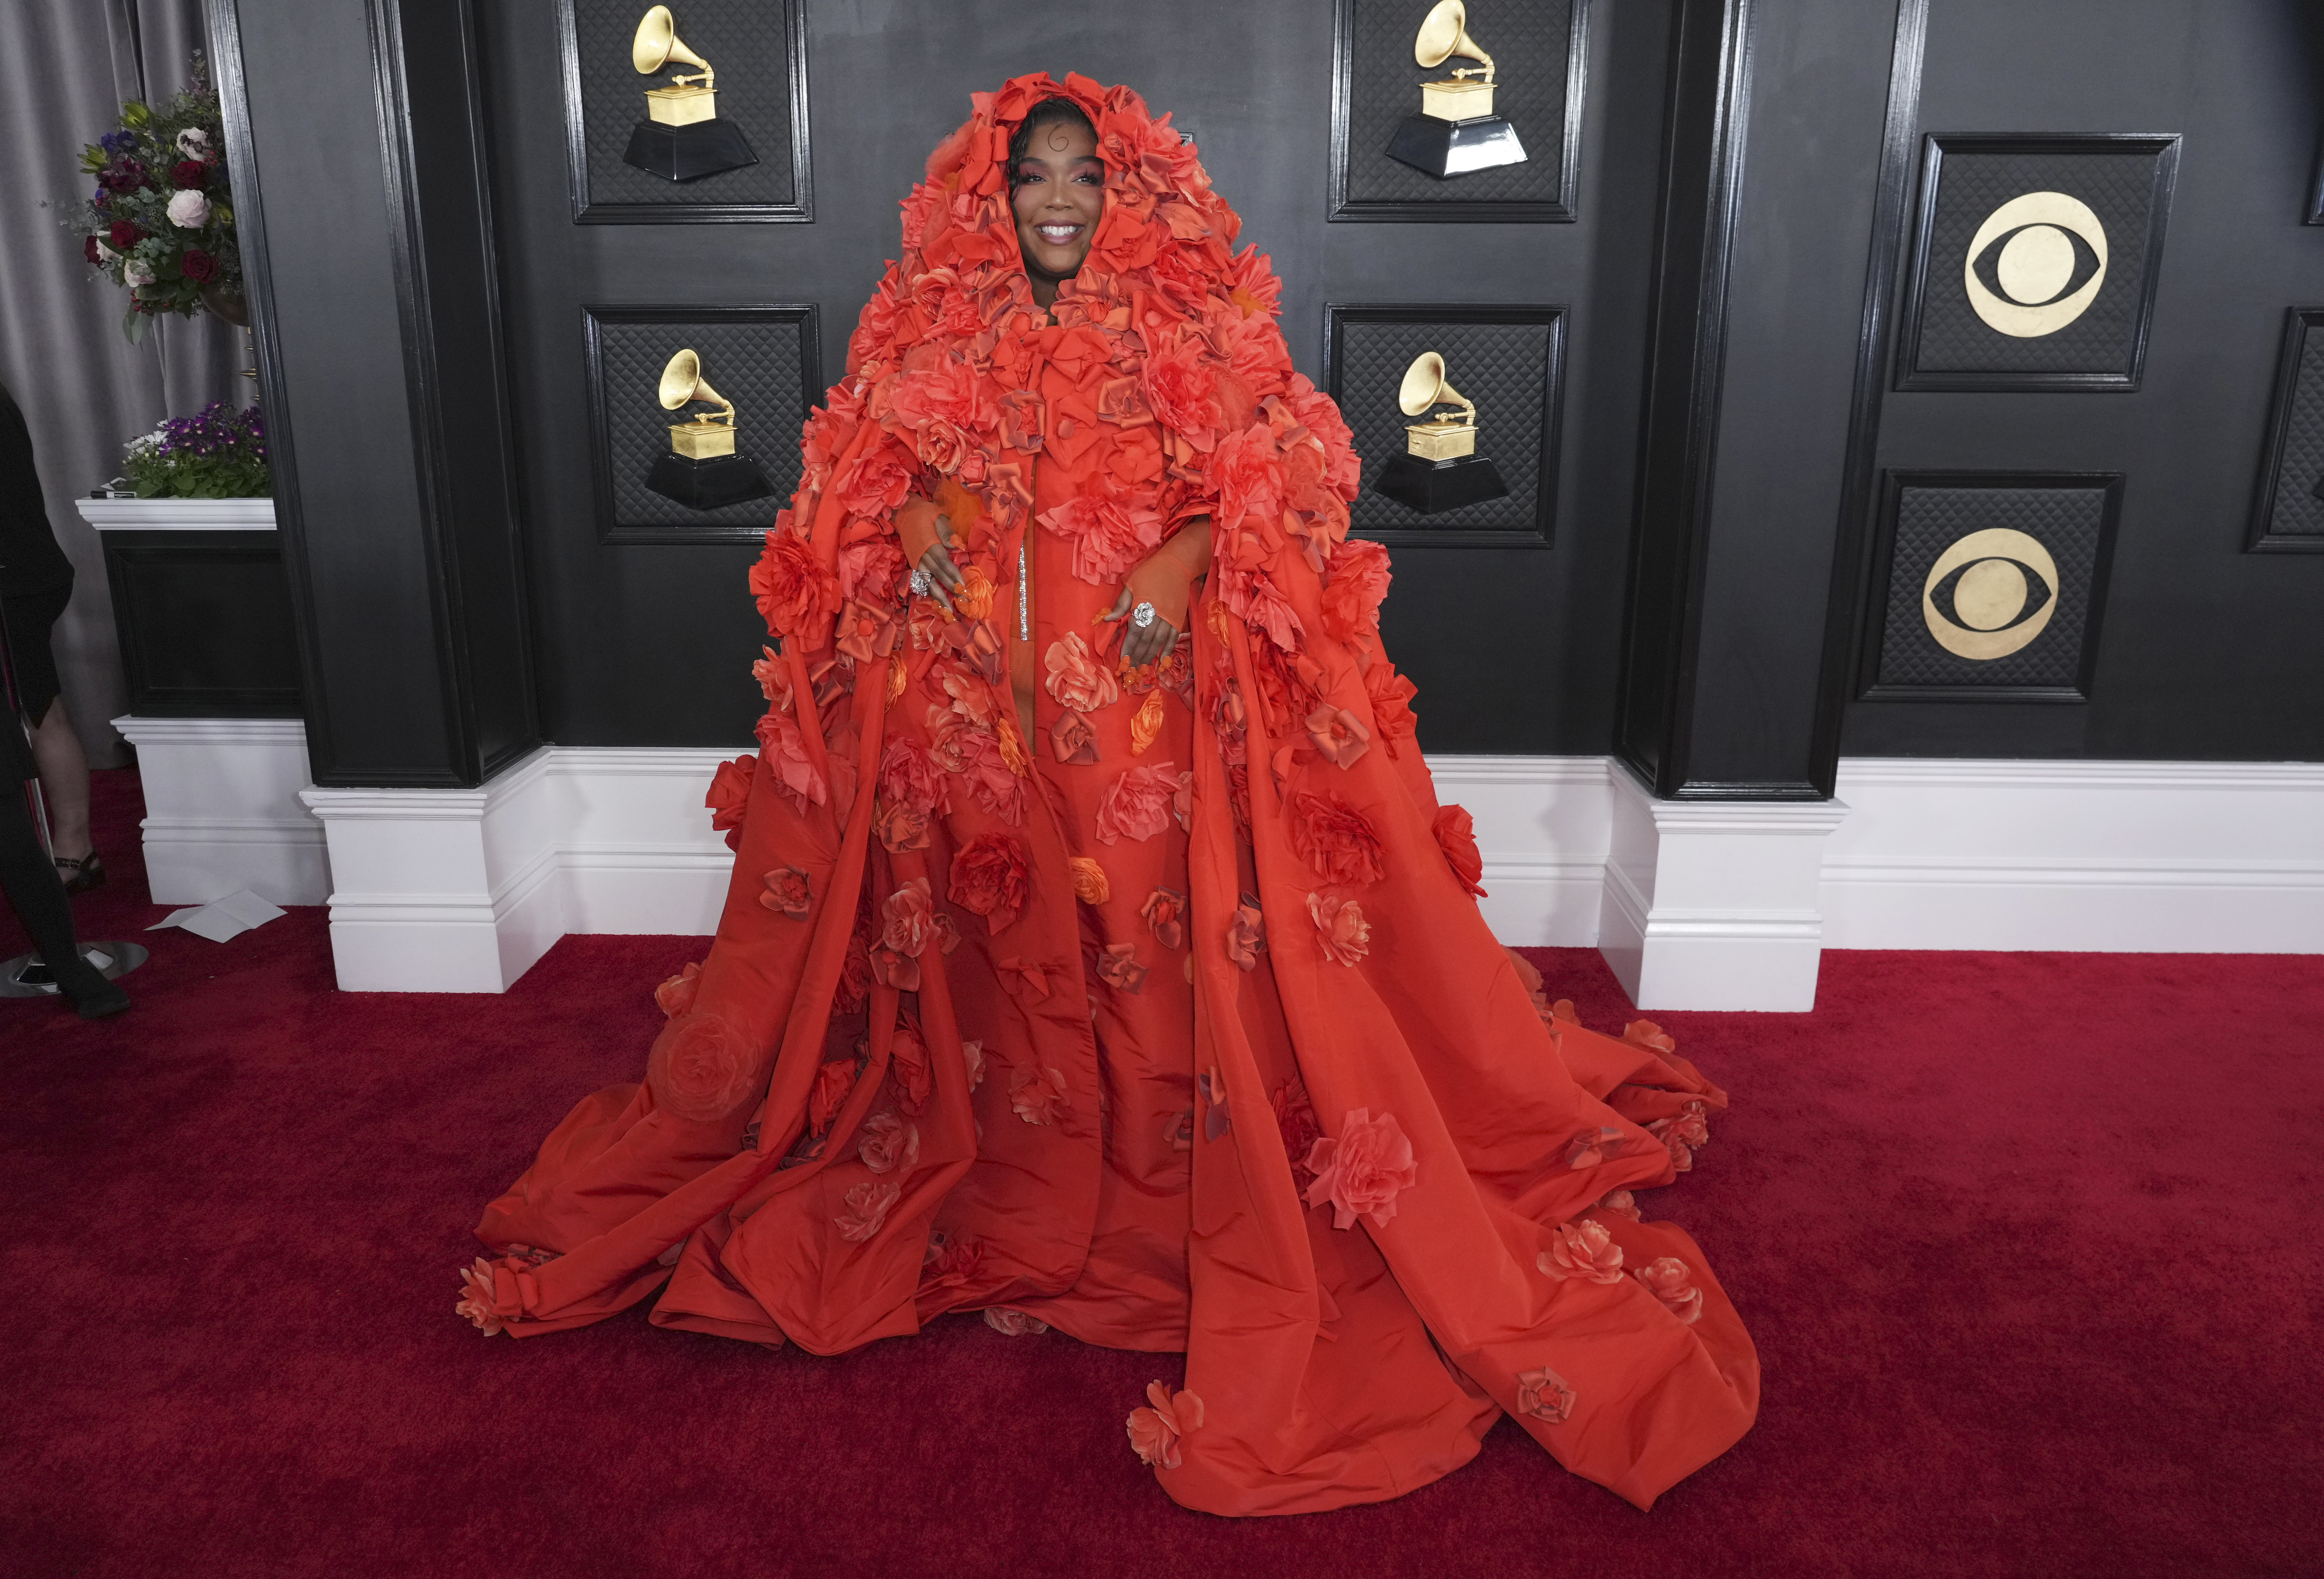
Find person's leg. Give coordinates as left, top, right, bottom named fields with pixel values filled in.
left=28, top=697, right=92, bottom=862
left=0, top=785, right=125, bottom=1017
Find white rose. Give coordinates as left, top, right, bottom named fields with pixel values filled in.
left=175, top=128, right=209, bottom=157
left=92, top=236, right=119, bottom=263
left=124, top=260, right=156, bottom=287
left=165, top=189, right=210, bottom=229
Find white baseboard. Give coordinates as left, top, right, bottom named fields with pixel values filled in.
left=238, top=739, right=2324, bottom=997
left=112, top=716, right=330, bottom=906
left=1824, top=758, right=2324, bottom=951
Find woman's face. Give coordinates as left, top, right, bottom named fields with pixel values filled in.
left=1011, top=117, right=1105, bottom=300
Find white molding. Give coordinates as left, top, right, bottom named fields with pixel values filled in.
left=1425, top=754, right=1611, bottom=946
left=1597, top=764, right=1849, bottom=1012
left=76, top=497, right=277, bottom=531
left=266, top=743, right=2324, bottom=995
left=112, top=714, right=328, bottom=905
left=1823, top=757, right=2324, bottom=952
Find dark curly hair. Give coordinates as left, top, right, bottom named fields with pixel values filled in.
left=1005, top=97, right=1100, bottom=191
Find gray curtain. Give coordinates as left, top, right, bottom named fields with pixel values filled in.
left=0, top=0, right=245, bottom=766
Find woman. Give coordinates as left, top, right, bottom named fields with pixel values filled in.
left=463, top=75, right=1756, bottom=1516
left=0, top=383, right=103, bottom=894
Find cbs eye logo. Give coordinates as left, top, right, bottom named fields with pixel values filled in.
left=1922, top=528, right=2060, bottom=660
left=1962, top=191, right=2109, bottom=338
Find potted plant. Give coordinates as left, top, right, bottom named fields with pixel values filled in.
left=72, top=54, right=243, bottom=342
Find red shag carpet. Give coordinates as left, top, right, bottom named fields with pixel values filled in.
left=3, top=768, right=2321, bottom=1579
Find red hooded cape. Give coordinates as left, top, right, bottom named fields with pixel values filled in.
left=465, top=73, right=1758, bottom=1516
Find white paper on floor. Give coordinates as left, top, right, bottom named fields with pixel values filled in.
left=148, top=889, right=286, bottom=944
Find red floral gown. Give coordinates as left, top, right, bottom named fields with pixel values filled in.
left=465, top=72, right=1758, bottom=1517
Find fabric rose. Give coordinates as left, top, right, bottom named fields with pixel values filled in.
left=1069, top=856, right=1110, bottom=904
left=1564, top=1125, right=1627, bottom=1169
left=1597, top=1189, right=1642, bottom=1221
left=1634, top=1257, right=1705, bottom=1325
left=1365, top=663, right=1419, bottom=755
left=858, top=1111, right=921, bottom=1175
left=878, top=737, right=952, bottom=817
left=646, top=1014, right=753, bottom=1123
left=165, top=188, right=209, bottom=228
left=456, top=1256, right=516, bottom=1337
left=1051, top=709, right=1098, bottom=765
left=961, top=1038, right=987, bottom=1091
left=1225, top=894, right=1266, bottom=970
left=760, top=864, right=812, bottom=919
left=872, top=937, right=920, bottom=990
left=1141, top=886, right=1187, bottom=950
left=1125, top=1381, right=1205, bottom=1470
left=750, top=529, right=843, bottom=641
left=1321, top=538, right=1392, bottom=643
left=891, top=1019, right=933, bottom=1115
left=654, top=960, right=702, bottom=1019
left=1044, top=631, right=1121, bottom=712
left=1037, top=493, right=1168, bottom=584
left=881, top=878, right=937, bottom=957
left=950, top=831, right=1031, bottom=932
left=1307, top=892, right=1371, bottom=967
left=838, top=937, right=876, bottom=1012
left=704, top=753, right=755, bottom=851
left=809, top=1058, right=857, bottom=1135
left=919, top=1230, right=981, bottom=1292
left=1142, top=338, right=1222, bottom=444
left=1624, top=1020, right=1680, bottom=1057
left=1515, top=1366, right=1577, bottom=1426
left=1304, top=704, right=1370, bottom=768
left=1302, top=1107, right=1417, bottom=1230
left=1173, top=768, right=1194, bottom=832
left=1010, top=1063, right=1070, bottom=1125
left=1288, top=791, right=1386, bottom=888
left=875, top=799, right=930, bottom=853
left=754, top=708, right=828, bottom=814
left=1538, top=1218, right=1625, bottom=1286
left=1130, top=691, right=1167, bottom=757
left=836, top=1181, right=901, bottom=1243
left=1273, top=1076, right=1323, bottom=1192
left=1095, top=761, right=1178, bottom=845
left=984, top=1307, right=1050, bottom=1336
left=1650, top=1103, right=1712, bottom=1174
left=1096, top=943, right=1147, bottom=994
left=1432, top=804, right=1487, bottom=897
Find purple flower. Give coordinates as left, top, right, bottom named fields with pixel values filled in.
left=101, top=129, right=137, bottom=157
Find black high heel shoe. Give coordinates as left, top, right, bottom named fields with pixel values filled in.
left=54, top=852, right=106, bottom=895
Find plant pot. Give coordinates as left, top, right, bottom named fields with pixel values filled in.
left=199, top=281, right=250, bottom=327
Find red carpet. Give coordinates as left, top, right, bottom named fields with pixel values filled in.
left=3, top=769, right=2320, bottom=1577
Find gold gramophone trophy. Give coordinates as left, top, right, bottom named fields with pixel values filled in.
left=643, top=348, right=774, bottom=510
left=620, top=6, right=758, bottom=183
left=1373, top=351, right=1512, bottom=515
left=1385, top=1, right=1528, bottom=178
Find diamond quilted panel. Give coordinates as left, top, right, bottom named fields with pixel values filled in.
left=1908, top=146, right=2166, bottom=377
left=1341, top=0, right=1572, bottom=207
left=592, top=314, right=807, bottom=532
left=1334, top=315, right=1554, bottom=533
left=2263, top=319, right=2324, bottom=539
left=1874, top=482, right=2107, bottom=691
left=571, top=0, right=795, bottom=209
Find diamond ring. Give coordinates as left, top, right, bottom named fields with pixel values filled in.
left=1131, top=601, right=1157, bottom=629
left=910, top=566, right=932, bottom=596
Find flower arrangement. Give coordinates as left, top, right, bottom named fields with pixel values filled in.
left=72, top=54, right=239, bottom=344
left=121, top=401, right=269, bottom=499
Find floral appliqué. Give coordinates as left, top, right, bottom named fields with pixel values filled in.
left=1126, top=1381, right=1205, bottom=1470
left=1303, top=1107, right=1417, bottom=1229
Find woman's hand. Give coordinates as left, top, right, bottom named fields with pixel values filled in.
left=1102, top=516, right=1212, bottom=668
left=896, top=495, right=965, bottom=616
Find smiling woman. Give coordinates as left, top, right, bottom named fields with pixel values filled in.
left=461, top=72, right=1757, bottom=1519
left=1008, top=98, right=1105, bottom=304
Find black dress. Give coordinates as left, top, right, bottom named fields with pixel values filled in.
left=0, top=381, right=74, bottom=786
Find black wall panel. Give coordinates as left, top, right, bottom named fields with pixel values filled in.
left=481, top=0, right=1677, bottom=755
left=1828, top=0, right=2324, bottom=765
